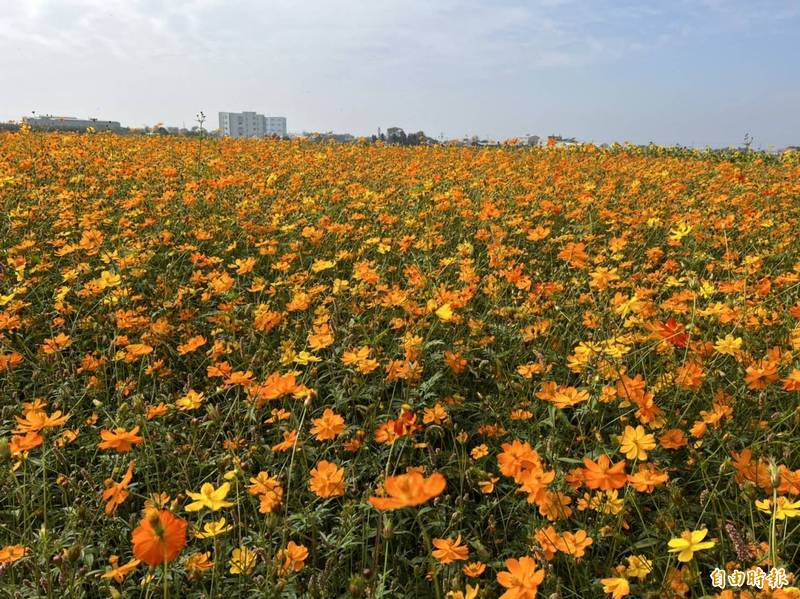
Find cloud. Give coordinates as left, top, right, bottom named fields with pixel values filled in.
left=1, top=0, right=797, bottom=145
left=3, top=0, right=796, bottom=70
left=0, top=0, right=659, bottom=72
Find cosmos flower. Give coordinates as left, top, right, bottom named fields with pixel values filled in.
left=432, top=535, right=469, bottom=564
left=97, top=426, right=144, bottom=453
left=185, top=482, right=235, bottom=512
left=496, top=556, right=545, bottom=599
left=667, top=529, right=716, bottom=562
left=131, top=509, right=187, bottom=566
left=368, top=470, right=446, bottom=510
left=309, top=460, right=345, bottom=498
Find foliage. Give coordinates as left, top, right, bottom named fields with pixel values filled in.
left=1, top=131, right=800, bottom=597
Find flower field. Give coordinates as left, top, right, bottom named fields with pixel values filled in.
left=1, top=130, right=800, bottom=598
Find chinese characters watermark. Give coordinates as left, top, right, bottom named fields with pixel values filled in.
left=710, top=567, right=790, bottom=590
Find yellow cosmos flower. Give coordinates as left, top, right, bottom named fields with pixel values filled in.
left=667, top=529, right=716, bottom=562
left=713, top=333, right=742, bottom=356
left=229, top=546, right=256, bottom=575
left=185, top=482, right=235, bottom=512
left=755, top=496, right=800, bottom=520
left=195, top=517, right=233, bottom=539
left=294, top=351, right=322, bottom=365
left=176, top=390, right=204, bottom=411
left=446, top=584, right=479, bottom=599
left=600, top=577, right=630, bottom=598
left=617, top=425, right=656, bottom=461
left=311, top=259, right=336, bottom=272
left=435, top=303, right=453, bottom=322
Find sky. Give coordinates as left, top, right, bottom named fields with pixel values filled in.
left=1, top=0, right=799, bottom=148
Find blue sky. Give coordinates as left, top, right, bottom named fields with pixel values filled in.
left=1, top=0, right=798, bottom=147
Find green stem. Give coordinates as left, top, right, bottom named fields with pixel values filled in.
left=415, top=512, right=442, bottom=599
left=770, top=485, right=779, bottom=567
left=42, top=439, right=53, bottom=599
left=163, top=560, right=169, bottom=599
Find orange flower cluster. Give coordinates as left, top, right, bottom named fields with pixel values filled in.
left=368, top=470, right=446, bottom=510
left=2, top=132, right=800, bottom=596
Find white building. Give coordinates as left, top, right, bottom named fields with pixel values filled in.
left=23, top=115, right=123, bottom=132
left=218, top=111, right=286, bottom=138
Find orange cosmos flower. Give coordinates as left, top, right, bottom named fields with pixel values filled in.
left=102, top=460, right=135, bottom=514
left=781, top=368, right=800, bottom=391
left=177, top=335, right=206, bottom=355
left=478, top=476, right=499, bottom=494
left=550, top=386, right=590, bottom=409
left=14, top=410, right=70, bottom=433
left=223, top=370, right=254, bottom=388
left=462, top=561, right=486, bottom=577
left=627, top=463, right=669, bottom=493
left=100, top=555, right=140, bottom=583
left=131, top=509, right=187, bottom=566
left=98, top=426, right=144, bottom=452
left=276, top=541, right=309, bottom=575
left=496, top=555, right=545, bottom=599
left=146, top=402, right=168, bottom=420
left=558, top=242, right=587, bottom=269
left=497, top=440, right=543, bottom=480
left=533, top=526, right=560, bottom=561
left=9, top=431, right=43, bottom=456
left=581, top=455, right=627, bottom=491
left=250, top=371, right=299, bottom=405
left=310, top=408, right=345, bottom=441
left=123, top=343, right=153, bottom=362
left=185, top=551, right=214, bottom=576
left=744, top=359, right=779, bottom=390
left=444, top=351, right=468, bottom=374
left=553, top=529, right=593, bottom=558
left=658, top=429, right=688, bottom=450
left=471, top=444, right=489, bottom=460
left=272, top=430, right=298, bottom=452
left=657, top=318, right=688, bottom=348
left=309, top=460, right=345, bottom=498
left=432, top=535, right=469, bottom=564
left=0, top=544, right=29, bottom=564
left=674, top=361, right=704, bottom=390
left=422, top=403, right=448, bottom=425
left=42, top=333, right=72, bottom=354
left=247, top=471, right=284, bottom=513
left=368, top=470, right=446, bottom=510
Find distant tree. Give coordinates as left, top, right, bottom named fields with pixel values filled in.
left=413, top=131, right=428, bottom=145
left=387, top=127, right=406, bottom=145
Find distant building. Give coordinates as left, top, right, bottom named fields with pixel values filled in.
left=523, top=135, right=540, bottom=146
left=218, top=111, right=286, bottom=138
left=23, top=115, right=123, bottom=132
left=547, top=135, right=579, bottom=148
